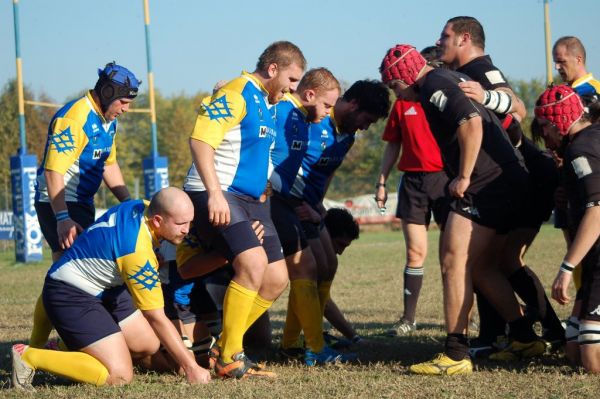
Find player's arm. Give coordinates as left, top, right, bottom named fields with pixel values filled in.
left=103, top=163, right=131, bottom=202
left=324, top=298, right=362, bottom=342
left=376, top=142, right=401, bottom=208
left=459, top=79, right=526, bottom=120
left=451, top=116, right=482, bottom=198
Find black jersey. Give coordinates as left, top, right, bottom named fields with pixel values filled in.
left=457, top=55, right=523, bottom=145
left=418, top=68, right=524, bottom=194
left=564, top=124, right=600, bottom=230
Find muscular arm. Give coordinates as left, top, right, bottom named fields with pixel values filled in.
left=102, top=163, right=131, bottom=202
left=450, top=116, right=482, bottom=198
left=459, top=81, right=526, bottom=120
left=376, top=141, right=401, bottom=207
left=45, top=169, right=82, bottom=249
left=142, top=308, right=210, bottom=383
left=189, top=138, right=230, bottom=226
left=324, top=298, right=358, bottom=340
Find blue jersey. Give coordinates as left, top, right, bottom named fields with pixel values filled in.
left=269, top=93, right=310, bottom=197
left=35, top=91, right=118, bottom=204
left=289, top=110, right=355, bottom=206
left=47, top=200, right=164, bottom=311
left=184, top=72, right=277, bottom=199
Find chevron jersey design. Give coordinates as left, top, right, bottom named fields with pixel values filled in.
left=47, top=200, right=164, bottom=310
left=35, top=91, right=118, bottom=204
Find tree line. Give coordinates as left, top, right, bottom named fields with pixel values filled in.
left=0, top=77, right=549, bottom=210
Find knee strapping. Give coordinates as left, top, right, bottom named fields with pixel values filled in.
left=578, top=321, right=600, bottom=345
left=565, top=316, right=580, bottom=342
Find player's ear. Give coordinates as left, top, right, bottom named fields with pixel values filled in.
left=150, top=214, right=163, bottom=229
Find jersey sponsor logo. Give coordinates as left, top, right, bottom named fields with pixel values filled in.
left=461, top=206, right=480, bottom=218
left=128, top=260, right=160, bottom=291
left=430, top=90, right=448, bottom=112
left=485, top=70, right=506, bottom=85
left=321, top=129, right=328, bottom=138
left=291, top=140, right=303, bottom=150
left=93, top=149, right=103, bottom=159
left=203, top=95, right=234, bottom=122
left=318, top=157, right=330, bottom=166
left=259, top=125, right=276, bottom=139
left=590, top=305, right=600, bottom=316
left=572, top=156, right=593, bottom=179
left=404, top=106, right=418, bottom=116
left=50, top=127, right=76, bottom=153
left=92, top=124, right=100, bottom=133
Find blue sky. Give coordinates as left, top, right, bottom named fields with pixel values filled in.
left=1, top=0, right=598, bottom=103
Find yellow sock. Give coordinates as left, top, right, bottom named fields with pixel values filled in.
left=245, top=294, right=273, bottom=331
left=282, top=295, right=302, bottom=348
left=217, top=280, right=258, bottom=362
left=22, top=347, right=109, bottom=385
left=288, top=279, right=324, bottom=352
left=318, top=280, right=333, bottom=317
left=29, top=295, right=53, bottom=349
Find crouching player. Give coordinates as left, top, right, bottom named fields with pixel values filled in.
left=535, top=85, right=600, bottom=373
left=11, top=187, right=211, bottom=389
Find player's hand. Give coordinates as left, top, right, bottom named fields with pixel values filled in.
left=374, top=185, right=387, bottom=209
left=184, top=364, right=211, bottom=384
left=458, top=81, right=486, bottom=104
left=207, top=191, right=230, bottom=226
left=551, top=270, right=572, bottom=305
left=57, top=219, right=83, bottom=250
left=295, top=202, right=321, bottom=224
left=251, top=220, right=265, bottom=243
left=449, top=176, right=470, bottom=198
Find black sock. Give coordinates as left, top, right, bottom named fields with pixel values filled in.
left=508, top=316, right=538, bottom=342
left=403, top=266, right=423, bottom=323
left=445, top=333, right=469, bottom=361
left=474, top=289, right=506, bottom=343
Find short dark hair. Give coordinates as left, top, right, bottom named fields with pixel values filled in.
left=256, top=41, right=306, bottom=72
left=447, top=16, right=485, bottom=50
left=342, top=80, right=390, bottom=119
left=553, top=36, right=587, bottom=64
left=324, top=208, right=359, bottom=240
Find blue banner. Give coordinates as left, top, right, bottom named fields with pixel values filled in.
left=0, top=211, right=14, bottom=240
left=142, top=156, right=169, bottom=199
left=10, top=154, right=43, bottom=262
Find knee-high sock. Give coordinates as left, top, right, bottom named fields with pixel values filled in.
left=403, top=266, right=423, bottom=323
left=474, top=289, right=506, bottom=342
left=284, top=279, right=324, bottom=352
left=318, top=280, right=333, bottom=318
left=282, top=296, right=303, bottom=348
left=29, top=295, right=53, bottom=349
left=217, top=280, right=257, bottom=362
left=22, top=347, right=109, bottom=385
left=509, top=266, right=564, bottom=335
left=245, top=294, right=273, bottom=331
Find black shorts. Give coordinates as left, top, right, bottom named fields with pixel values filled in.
left=43, top=277, right=138, bottom=350
left=186, top=191, right=284, bottom=264
left=450, top=165, right=528, bottom=234
left=270, top=193, right=308, bottom=257
left=35, top=201, right=96, bottom=252
left=579, top=242, right=600, bottom=322
left=192, top=265, right=234, bottom=315
left=397, top=171, right=450, bottom=227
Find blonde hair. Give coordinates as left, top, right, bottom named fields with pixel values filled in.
left=296, top=67, right=341, bottom=95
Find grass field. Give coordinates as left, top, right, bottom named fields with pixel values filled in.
left=1, top=225, right=600, bottom=398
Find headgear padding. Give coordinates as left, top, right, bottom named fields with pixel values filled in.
left=534, top=84, right=584, bottom=135
left=380, top=44, right=426, bottom=86
left=94, top=62, right=141, bottom=113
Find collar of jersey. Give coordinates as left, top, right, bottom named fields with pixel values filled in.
left=284, top=93, right=309, bottom=119
left=572, top=72, right=595, bottom=88
left=242, top=71, right=269, bottom=97
left=85, top=90, right=108, bottom=123
left=329, top=107, right=341, bottom=135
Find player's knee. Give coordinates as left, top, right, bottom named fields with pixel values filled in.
left=106, top=366, right=134, bottom=385
left=130, top=337, right=160, bottom=359
left=406, top=246, right=426, bottom=264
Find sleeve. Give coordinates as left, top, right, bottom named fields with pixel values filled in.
left=381, top=101, right=403, bottom=142
left=428, top=82, right=481, bottom=128
left=119, top=249, right=164, bottom=311
left=473, top=67, right=511, bottom=91
left=104, top=136, right=118, bottom=165
left=190, top=89, right=247, bottom=149
left=43, top=117, right=89, bottom=174
left=176, top=233, right=205, bottom=267
left=571, top=149, right=600, bottom=204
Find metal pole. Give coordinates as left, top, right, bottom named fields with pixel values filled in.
left=544, top=0, right=553, bottom=85
left=13, top=0, right=27, bottom=155
left=143, top=0, right=158, bottom=157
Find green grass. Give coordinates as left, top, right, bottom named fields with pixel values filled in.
left=1, top=226, right=600, bottom=398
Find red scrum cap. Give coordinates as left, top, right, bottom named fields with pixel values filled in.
left=534, top=84, right=584, bottom=135
left=380, top=44, right=426, bottom=86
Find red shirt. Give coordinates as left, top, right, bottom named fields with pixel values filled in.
left=382, top=99, right=443, bottom=172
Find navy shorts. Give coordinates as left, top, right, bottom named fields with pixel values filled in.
left=270, top=193, right=308, bottom=257
left=35, top=201, right=96, bottom=252
left=43, top=277, right=138, bottom=350
left=186, top=191, right=284, bottom=264
left=397, top=171, right=450, bottom=227
left=192, top=265, right=234, bottom=315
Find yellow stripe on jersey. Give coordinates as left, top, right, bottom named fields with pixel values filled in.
left=105, top=138, right=117, bottom=165
left=190, top=75, right=249, bottom=149
left=284, top=92, right=309, bottom=118
left=118, top=221, right=164, bottom=311
left=44, top=117, right=89, bottom=175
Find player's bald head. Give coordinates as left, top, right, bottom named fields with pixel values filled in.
left=149, top=187, right=194, bottom=219
left=553, top=36, right=587, bottom=64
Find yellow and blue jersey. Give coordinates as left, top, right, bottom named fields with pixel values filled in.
left=572, top=73, right=600, bottom=100
left=269, top=93, right=310, bottom=197
left=175, top=224, right=206, bottom=267
left=184, top=72, right=277, bottom=200
left=289, top=110, right=355, bottom=206
left=47, top=200, right=164, bottom=311
left=35, top=91, right=118, bottom=204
